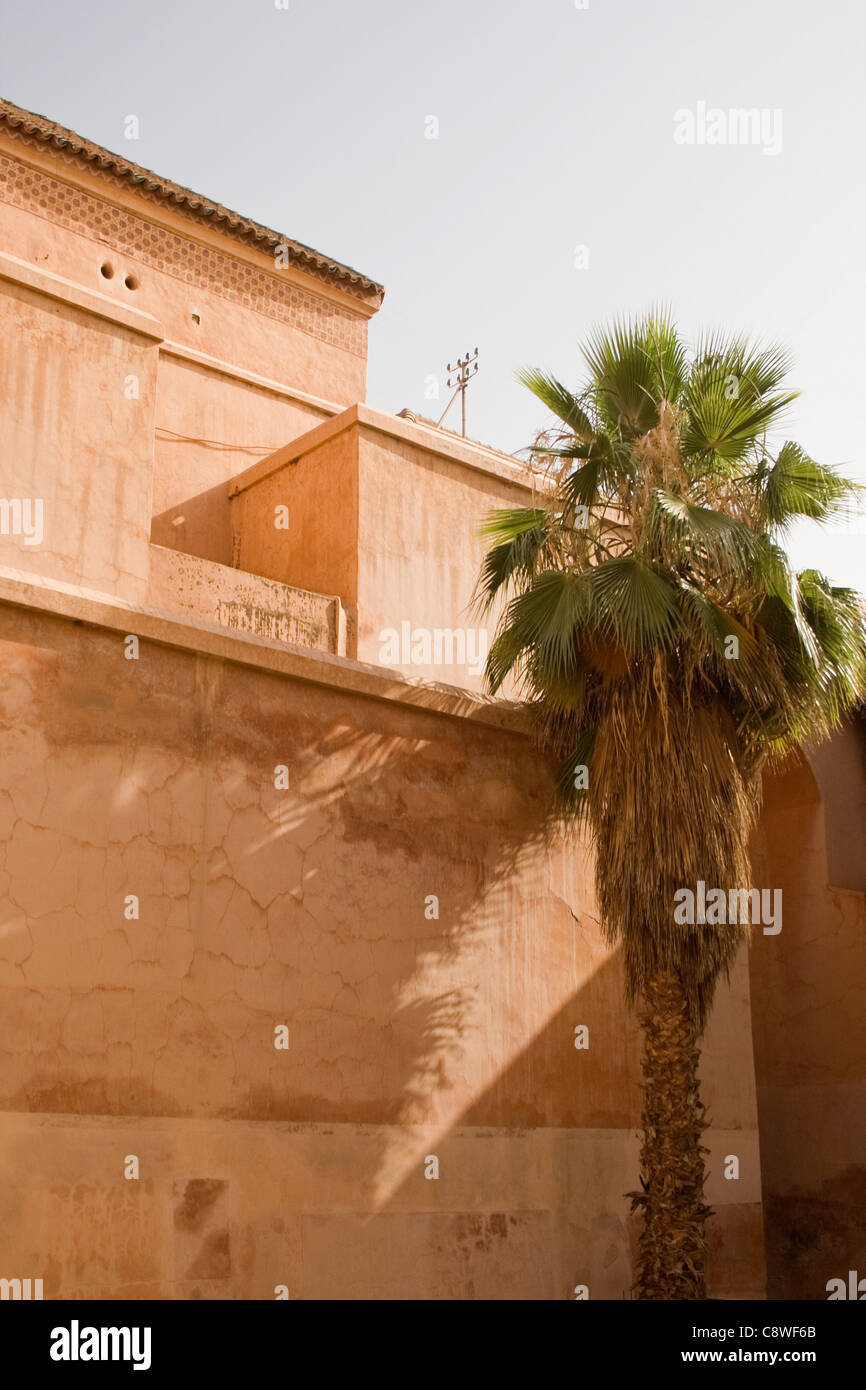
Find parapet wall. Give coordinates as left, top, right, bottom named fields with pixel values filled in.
left=228, top=404, right=542, bottom=688
left=149, top=545, right=346, bottom=654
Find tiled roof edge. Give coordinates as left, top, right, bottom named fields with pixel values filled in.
left=0, top=97, right=385, bottom=308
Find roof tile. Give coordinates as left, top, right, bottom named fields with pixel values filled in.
left=0, top=96, right=384, bottom=308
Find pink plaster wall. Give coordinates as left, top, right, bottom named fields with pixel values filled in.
left=150, top=356, right=331, bottom=568
left=231, top=427, right=361, bottom=651
left=354, top=421, right=534, bottom=689
left=148, top=545, right=344, bottom=653
left=0, top=601, right=763, bottom=1298
left=0, top=264, right=158, bottom=600
left=751, top=736, right=866, bottom=1299
left=229, top=408, right=540, bottom=685
left=0, top=136, right=371, bottom=404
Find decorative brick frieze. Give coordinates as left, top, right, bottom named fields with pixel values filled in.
left=0, top=153, right=366, bottom=356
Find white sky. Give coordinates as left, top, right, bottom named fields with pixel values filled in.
left=2, top=0, right=864, bottom=587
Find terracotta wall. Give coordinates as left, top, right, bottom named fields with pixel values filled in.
left=230, top=424, right=361, bottom=644
left=751, top=728, right=866, bottom=1299
left=0, top=134, right=371, bottom=404
left=354, top=419, right=534, bottom=689
left=229, top=406, right=540, bottom=686
left=0, top=132, right=372, bottom=597
left=0, top=252, right=160, bottom=600
left=149, top=546, right=345, bottom=654
left=0, top=600, right=764, bottom=1298
left=150, top=355, right=331, bottom=568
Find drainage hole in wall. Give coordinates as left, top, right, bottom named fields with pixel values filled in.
left=100, top=263, right=114, bottom=279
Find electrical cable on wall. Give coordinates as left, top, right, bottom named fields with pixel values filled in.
left=155, top=426, right=280, bottom=452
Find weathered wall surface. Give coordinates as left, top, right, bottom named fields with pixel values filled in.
left=230, top=424, right=361, bottom=651
left=229, top=406, right=540, bottom=685
left=150, top=354, right=332, bottom=568
left=751, top=736, right=866, bottom=1300
left=0, top=135, right=371, bottom=405
left=0, top=133, right=371, bottom=598
left=0, top=136, right=536, bottom=688
left=148, top=545, right=344, bottom=654
left=0, top=252, right=160, bottom=600
left=355, top=419, right=535, bottom=690
left=810, top=722, right=866, bottom=896
left=0, top=600, right=764, bottom=1299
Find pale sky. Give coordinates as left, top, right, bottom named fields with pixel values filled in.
left=2, top=0, right=864, bottom=587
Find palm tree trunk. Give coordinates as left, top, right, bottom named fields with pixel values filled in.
left=630, top=970, right=713, bottom=1299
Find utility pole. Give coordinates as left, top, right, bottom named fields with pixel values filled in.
left=438, top=347, right=479, bottom=436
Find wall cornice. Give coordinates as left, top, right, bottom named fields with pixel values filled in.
left=0, top=566, right=531, bottom=736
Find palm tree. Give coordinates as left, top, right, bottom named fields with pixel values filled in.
left=474, top=312, right=866, bottom=1299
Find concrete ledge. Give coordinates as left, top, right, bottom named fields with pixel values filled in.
left=0, top=247, right=165, bottom=340
left=160, top=340, right=343, bottom=415
left=0, top=565, right=529, bottom=734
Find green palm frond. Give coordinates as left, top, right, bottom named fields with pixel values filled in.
left=647, top=490, right=761, bottom=577
left=582, top=315, right=670, bottom=438
left=681, top=380, right=798, bottom=466
left=676, top=580, right=759, bottom=667
left=690, top=335, right=793, bottom=403
left=797, top=571, right=866, bottom=708
left=561, top=446, right=619, bottom=512
left=473, top=508, right=555, bottom=612
left=760, top=443, right=856, bottom=528
left=586, top=555, right=681, bottom=651
left=516, top=367, right=596, bottom=442
left=487, top=570, right=590, bottom=690
left=642, top=310, right=690, bottom=404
